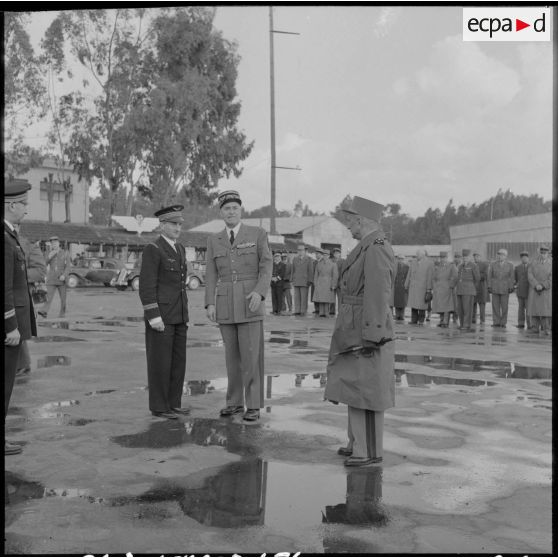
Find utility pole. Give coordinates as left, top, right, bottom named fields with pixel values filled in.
left=269, top=6, right=300, bottom=235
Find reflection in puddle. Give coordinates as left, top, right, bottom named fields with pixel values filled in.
left=84, top=389, right=117, bottom=396
left=187, top=340, right=223, bottom=348
left=395, top=369, right=496, bottom=388
left=37, top=356, right=71, bottom=368
left=18, top=400, right=81, bottom=421
left=185, top=380, right=214, bottom=396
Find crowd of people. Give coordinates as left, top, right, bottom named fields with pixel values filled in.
left=392, top=246, right=552, bottom=334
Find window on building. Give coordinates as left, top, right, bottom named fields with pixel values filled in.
left=39, top=181, right=73, bottom=203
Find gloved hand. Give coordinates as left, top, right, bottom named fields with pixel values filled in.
left=508, top=287, right=514, bottom=293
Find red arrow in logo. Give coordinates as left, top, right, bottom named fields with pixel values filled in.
left=516, top=19, right=530, bottom=31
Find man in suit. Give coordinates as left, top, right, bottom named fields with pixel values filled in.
left=329, top=248, right=344, bottom=316
left=325, top=196, right=395, bottom=468
left=487, top=248, right=515, bottom=328
left=290, top=243, right=314, bottom=316
left=205, top=190, right=273, bottom=423
left=281, top=252, right=293, bottom=314
left=392, top=255, right=409, bottom=322
left=455, top=249, right=480, bottom=331
left=514, top=251, right=531, bottom=329
left=39, top=235, right=72, bottom=318
left=4, top=178, right=37, bottom=455
left=472, top=252, right=490, bottom=325
left=139, top=205, right=190, bottom=420
left=270, top=252, right=286, bottom=315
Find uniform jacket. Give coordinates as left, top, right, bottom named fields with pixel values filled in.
left=333, top=258, right=344, bottom=290
left=404, top=257, right=434, bottom=310
left=290, top=255, right=314, bottom=287
left=282, top=261, right=292, bottom=289
left=514, top=262, right=531, bottom=299
left=312, top=258, right=339, bottom=303
left=487, top=260, right=514, bottom=294
left=204, top=223, right=272, bottom=324
left=271, top=261, right=286, bottom=288
left=432, top=261, right=457, bottom=312
left=139, top=236, right=189, bottom=325
left=456, top=261, right=480, bottom=296
left=474, top=260, right=490, bottom=303
left=324, top=230, right=396, bottom=412
left=4, top=223, right=37, bottom=339
left=19, top=236, right=47, bottom=284
left=46, top=248, right=72, bottom=285
left=527, top=257, right=552, bottom=317
left=392, top=261, right=409, bottom=308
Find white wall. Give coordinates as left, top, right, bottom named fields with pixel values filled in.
left=302, top=218, right=357, bottom=257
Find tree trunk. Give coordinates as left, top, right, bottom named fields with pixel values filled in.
left=63, top=178, right=72, bottom=223
left=47, top=173, right=54, bottom=223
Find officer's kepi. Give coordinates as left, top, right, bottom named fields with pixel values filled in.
left=218, top=190, right=242, bottom=209
left=341, top=196, right=384, bottom=221
left=4, top=178, right=32, bottom=202
left=154, top=205, right=184, bottom=223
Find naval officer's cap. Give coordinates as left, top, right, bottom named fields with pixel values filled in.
left=341, top=196, right=384, bottom=222
left=4, top=178, right=32, bottom=202
left=218, top=190, right=242, bottom=209
left=154, top=205, right=184, bottom=223
left=520, top=251, right=529, bottom=257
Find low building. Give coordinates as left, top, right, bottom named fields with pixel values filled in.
left=449, top=213, right=552, bottom=263
left=392, top=245, right=452, bottom=261
left=189, top=216, right=356, bottom=256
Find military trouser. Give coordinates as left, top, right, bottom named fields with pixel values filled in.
left=5, top=342, right=21, bottom=419
left=43, top=283, right=67, bottom=316
left=517, top=296, right=531, bottom=328
left=491, top=293, right=510, bottom=326
left=346, top=407, right=384, bottom=459
left=293, top=286, right=309, bottom=315
left=472, top=302, right=486, bottom=324
left=219, top=321, right=264, bottom=409
left=531, top=316, right=550, bottom=333
left=457, top=294, right=475, bottom=329
left=282, top=282, right=292, bottom=312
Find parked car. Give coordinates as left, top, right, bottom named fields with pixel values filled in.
left=114, top=264, right=141, bottom=291
left=67, top=257, right=126, bottom=288
left=187, top=260, right=206, bottom=290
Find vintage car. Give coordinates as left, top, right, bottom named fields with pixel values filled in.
left=186, top=260, right=206, bottom=290
left=67, top=257, right=126, bottom=288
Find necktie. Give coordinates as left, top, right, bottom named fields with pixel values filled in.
left=230, top=230, right=235, bottom=245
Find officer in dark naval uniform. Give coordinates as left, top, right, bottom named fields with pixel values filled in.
left=4, top=178, right=37, bottom=455
left=205, top=190, right=273, bottom=423
left=139, top=205, right=190, bottom=419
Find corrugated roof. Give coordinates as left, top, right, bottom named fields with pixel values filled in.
left=189, top=216, right=331, bottom=234
left=111, top=216, right=160, bottom=233
left=19, top=221, right=104, bottom=244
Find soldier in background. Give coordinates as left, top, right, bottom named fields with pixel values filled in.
left=472, top=252, right=490, bottom=325
left=450, top=252, right=463, bottom=325
left=205, top=190, right=272, bottom=423
left=487, top=248, right=515, bottom=328
left=527, top=245, right=551, bottom=335
left=514, top=251, right=531, bottom=329
left=14, top=223, right=46, bottom=375
left=281, top=252, right=293, bottom=315
left=270, top=252, right=286, bottom=315
left=139, top=205, right=190, bottom=420
left=432, top=251, right=457, bottom=328
left=329, top=248, right=344, bottom=316
left=455, top=249, right=480, bottom=331
left=39, top=235, right=71, bottom=318
left=404, top=249, right=433, bottom=325
left=291, top=243, right=314, bottom=316
left=312, top=249, right=338, bottom=318
left=392, top=255, right=408, bottom=322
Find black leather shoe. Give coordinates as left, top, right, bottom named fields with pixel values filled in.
left=171, top=407, right=191, bottom=415
left=337, top=446, right=353, bottom=456
left=344, top=456, right=382, bottom=467
left=220, top=405, right=244, bottom=417
left=151, top=411, right=179, bottom=419
left=243, top=408, right=260, bottom=422
left=38, top=311, right=47, bottom=318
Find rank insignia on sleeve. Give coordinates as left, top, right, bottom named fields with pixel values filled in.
left=373, top=238, right=385, bottom=245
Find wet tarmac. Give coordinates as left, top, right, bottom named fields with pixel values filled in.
left=5, top=289, right=551, bottom=554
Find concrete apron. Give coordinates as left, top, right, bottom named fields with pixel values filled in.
left=5, top=288, right=551, bottom=554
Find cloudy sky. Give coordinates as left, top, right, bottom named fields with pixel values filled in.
left=23, top=6, right=552, bottom=217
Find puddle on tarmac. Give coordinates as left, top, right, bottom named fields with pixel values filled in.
left=39, top=320, right=128, bottom=330
left=14, top=400, right=82, bottom=422
left=109, top=459, right=387, bottom=530
left=37, top=356, right=71, bottom=368
left=395, top=369, right=497, bottom=388
left=85, top=389, right=117, bottom=396
left=185, top=380, right=215, bottom=396
left=187, top=340, right=224, bottom=348
left=540, top=381, right=552, bottom=387
left=33, top=336, right=87, bottom=343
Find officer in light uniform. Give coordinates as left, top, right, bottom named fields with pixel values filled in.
left=205, top=190, right=273, bottom=422
left=139, top=205, right=190, bottom=420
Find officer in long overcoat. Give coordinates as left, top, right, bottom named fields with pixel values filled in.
left=472, top=252, right=490, bottom=325
left=324, top=196, right=395, bottom=468
left=455, top=249, right=480, bottom=331
left=205, top=190, right=273, bottom=422
left=514, top=251, right=531, bottom=329
left=404, top=249, right=433, bottom=325
left=432, top=251, right=457, bottom=327
left=391, top=255, right=408, bottom=322
left=487, top=248, right=515, bottom=328
left=4, top=178, right=37, bottom=455
left=527, top=245, right=552, bottom=335
left=139, top=205, right=190, bottom=420
left=290, top=243, right=314, bottom=316
left=313, top=249, right=338, bottom=317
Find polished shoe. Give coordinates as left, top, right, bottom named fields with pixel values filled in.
left=516, top=324, right=525, bottom=329
left=344, top=456, right=382, bottom=467
left=171, top=407, right=191, bottom=415
left=16, top=367, right=31, bottom=376
left=220, top=405, right=244, bottom=417
left=337, top=446, right=353, bottom=456
left=38, top=311, right=47, bottom=318
left=151, top=411, right=179, bottom=419
left=5, top=442, right=23, bottom=455
left=243, top=408, right=260, bottom=422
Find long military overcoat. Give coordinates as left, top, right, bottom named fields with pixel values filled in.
left=474, top=260, right=490, bottom=304
left=324, top=230, right=396, bottom=412
left=204, top=224, right=272, bottom=324
left=432, top=262, right=457, bottom=313
left=312, top=258, right=338, bottom=303
left=392, top=261, right=409, bottom=308
left=404, top=257, right=434, bottom=310
left=527, top=257, right=552, bottom=317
